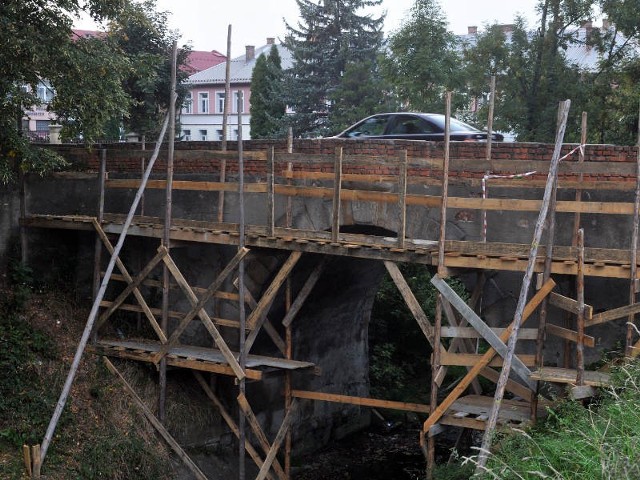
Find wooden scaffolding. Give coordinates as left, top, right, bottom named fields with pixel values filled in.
left=21, top=101, right=640, bottom=479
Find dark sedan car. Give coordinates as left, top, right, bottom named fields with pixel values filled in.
left=333, top=112, right=504, bottom=142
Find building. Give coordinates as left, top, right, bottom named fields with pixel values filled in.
left=181, top=38, right=293, bottom=141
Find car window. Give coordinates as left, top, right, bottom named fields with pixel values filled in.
left=345, top=116, right=389, bottom=137
left=389, top=116, right=435, bottom=135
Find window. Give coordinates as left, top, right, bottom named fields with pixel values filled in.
left=215, top=92, right=225, bottom=113
left=233, top=129, right=239, bottom=140
left=36, top=120, right=51, bottom=132
left=182, top=93, right=192, bottom=114
left=36, top=82, right=54, bottom=103
left=183, top=129, right=191, bottom=141
left=198, top=92, right=209, bottom=113
left=199, top=129, right=208, bottom=141
left=345, top=115, right=389, bottom=138
left=232, top=91, right=244, bottom=113
left=216, top=129, right=224, bottom=141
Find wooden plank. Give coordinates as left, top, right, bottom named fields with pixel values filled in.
left=384, top=261, right=438, bottom=348
left=549, top=292, right=593, bottom=319
left=529, top=367, right=611, bottom=387
left=153, top=248, right=249, bottom=380
left=439, top=415, right=488, bottom=431
left=290, top=390, right=430, bottom=414
left=441, top=352, right=537, bottom=367
left=281, top=259, right=327, bottom=328
left=245, top=252, right=303, bottom=353
left=194, top=373, right=277, bottom=480
left=478, top=367, right=534, bottom=402
left=103, top=358, right=209, bottom=480
left=332, top=147, right=343, bottom=243
left=237, top=393, right=287, bottom=480
left=545, top=323, right=595, bottom=347
left=422, top=278, right=555, bottom=433
left=440, top=326, right=538, bottom=340
left=106, top=178, right=268, bottom=193
left=431, top=275, right=535, bottom=389
left=451, top=395, right=534, bottom=423
left=397, top=150, right=408, bottom=248
left=586, top=302, right=640, bottom=327
left=267, top=147, right=275, bottom=236
left=255, top=399, right=298, bottom=480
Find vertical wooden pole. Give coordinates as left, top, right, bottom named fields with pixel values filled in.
left=627, top=102, right=640, bottom=356
left=237, top=92, right=247, bottom=480
left=476, top=100, right=570, bottom=473
left=485, top=75, right=496, bottom=162
left=397, top=150, right=408, bottom=248
left=219, top=24, right=232, bottom=223
left=331, top=147, right=343, bottom=243
left=159, top=41, right=178, bottom=423
left=267, top=146, right=275, bottom=236
left=576, top=228, right=585, bottom=385
left=427, top=92, right=452, bottom=480
left=92, top=149, right=107, bottom=300
left=19, top=170, right=28, bottom=265
left=284, top=128, right=293, bottom=480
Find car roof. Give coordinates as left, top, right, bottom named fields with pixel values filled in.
left=361, top=112, right=482, bottom=133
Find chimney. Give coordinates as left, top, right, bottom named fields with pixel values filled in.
left=501, top=24, right=515, bottom=33
left=468, top=26, right=477, bottom=35
left=267, top=37, right=275, bottom=45
left=245, top=45, right=255, bottom=62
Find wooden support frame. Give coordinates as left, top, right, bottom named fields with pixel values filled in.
left=331, top=147, right=343, bottom=243
left=255, top=399, right=298, bottom=480
left=291, top=390, right=430, bottom=414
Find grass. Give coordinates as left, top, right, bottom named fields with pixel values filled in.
left=462, top=359, right=640, bottom=479
left=0, top=263, right=173, bottom=479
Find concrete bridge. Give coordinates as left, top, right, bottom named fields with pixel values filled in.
left=12, top=137, right=640, bottom=478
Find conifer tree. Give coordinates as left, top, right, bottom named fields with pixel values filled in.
left=283, top=0, right=384, bottom=137
left=250, top=45, right=286, bottom=138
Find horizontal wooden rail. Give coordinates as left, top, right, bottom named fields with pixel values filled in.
left=291, top=390, right=430, bottom=414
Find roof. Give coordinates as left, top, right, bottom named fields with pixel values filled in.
left=188, top=43, right=293, bottom=85
left=185, top=50, right=226, bottom=74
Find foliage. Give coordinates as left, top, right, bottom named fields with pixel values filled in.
left=382, top=0, right=465, bottom=113
left=369, top=263, right=468, bottom=402
left=250, top=45, right=287, bottom=138
left=106, top=0, right=192, bottom=140
left=283, top=0, right=385, bottom=137
left=469, top=360, right=640, bottom=479
left=328, top=57, right=399, bottom=133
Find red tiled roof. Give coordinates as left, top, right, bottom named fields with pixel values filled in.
left=71, top=29, right=104, bottom=40
left=185, top=50, right=226, bottom=73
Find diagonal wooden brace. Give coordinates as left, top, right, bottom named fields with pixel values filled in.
left=194, top=373, right=279, bottom=480
left=422, top=278, right=555, bottom=434
left=92, top=220, right=167, bottom=342
left=237, top=393, right=287, bottom=480
left=281, top=258, right=327, bottom=328
left=233, top=277, right=286, bottom=355
left=152, top=248, right=249, bottom=380
left=431, top=274, right=536, bottom=390
left=245, top=251, right=303, bottom=353
left=384, top=261, right=446, bottom=355
left=255, top=398, right=299, bottom=480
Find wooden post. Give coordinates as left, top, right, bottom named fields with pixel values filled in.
left=476, top=99, right=571, bottom=473
left=159, top=41, right=178, bottom=424
left=31, top=444, right=41, bottom=478
left=627, top=102, right=640, bottom=356
left=268, top=146, right=275, bottom=236
left=286, top=127, right=294, bottom=229
left=428, top=92, right=452, bottom=480
left=37, top=111, right=172, bottom=470
left=331, top=147, right=343, bottom=243
left=92, top=148, right=107, bottom=299
left=218, top=24, right=232, bottom=222
left=485, top=75, right=496, bottom=162
left=397, top=150, right=408, bottom=248
left=576, top=228, right=586, bottom=385
left=237, top=91, right=248, bottom=480
left=284, top=274, right=293, bottom=480
left=22, top=444, right=32, bottom=477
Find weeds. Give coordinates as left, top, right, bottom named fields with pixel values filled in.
left=463, top=360, right=640, bottom=479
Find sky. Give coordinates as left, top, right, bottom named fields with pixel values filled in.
left=76, top=0, right=540, bottom=57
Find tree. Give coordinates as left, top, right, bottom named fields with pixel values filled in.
left=0, top=0, right=126, bottom=183
left=382, top=0, right=464, bottom=113
left=250, top=45, right=286, bottom=139
left=283, top=0, right=384, bottom=137
left=106, top=0, right=191, bottom=140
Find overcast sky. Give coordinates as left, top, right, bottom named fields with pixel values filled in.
left=76, top=0, right=540, bottom=57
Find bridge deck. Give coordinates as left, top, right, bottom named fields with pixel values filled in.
left=24, top=213, right=639, bottom=279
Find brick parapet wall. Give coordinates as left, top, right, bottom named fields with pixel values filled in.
left=41, top=140, right=639, bottom=182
